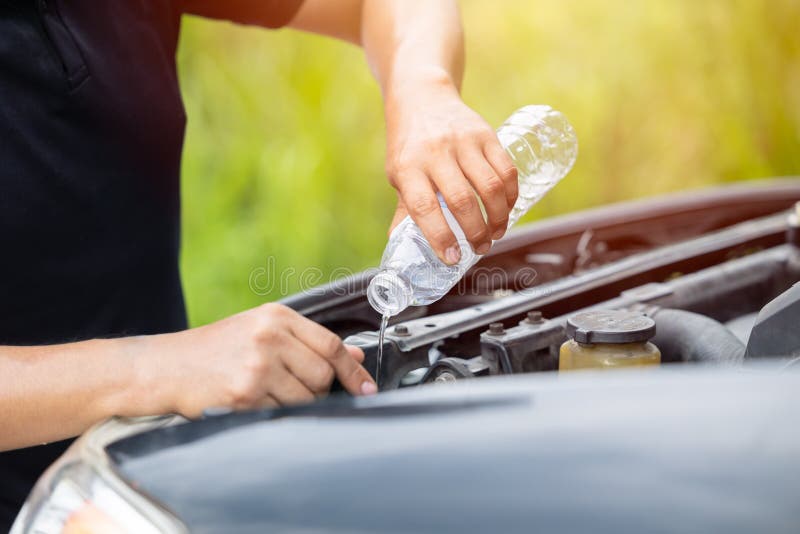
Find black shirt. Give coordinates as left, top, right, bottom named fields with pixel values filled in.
left=0, top=0, right=302, bottom=528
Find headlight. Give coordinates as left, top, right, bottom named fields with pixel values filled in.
left=11, top=416, right=188, bottom=534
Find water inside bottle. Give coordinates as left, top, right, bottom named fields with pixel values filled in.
left=376, top=313, right=389, bottom=390
left=382, top=208, right=475, bottom=306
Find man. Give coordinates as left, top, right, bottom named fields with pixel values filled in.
left=0, top=0, right=518, bottom=527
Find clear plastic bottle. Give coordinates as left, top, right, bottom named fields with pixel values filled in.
left=367, top=105, right=578, bottom=317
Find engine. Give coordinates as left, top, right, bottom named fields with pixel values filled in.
left=281, top=181, right=800, bottom=390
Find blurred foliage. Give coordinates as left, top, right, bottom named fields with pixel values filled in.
left=177, top=0, right=799, bottom=326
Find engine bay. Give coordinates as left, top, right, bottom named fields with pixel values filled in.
left=281, top=180, right=800, bottom=391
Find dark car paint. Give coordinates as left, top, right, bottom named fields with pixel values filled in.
left=107, top=367, right=800, bottom=534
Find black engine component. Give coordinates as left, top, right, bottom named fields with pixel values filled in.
left=420, top=356, right=491, bottom=383
left=566, top=310, right=656, bottom=344
left=480, top=315, right=565, bottom=374
left=650, top=308, right=745, bottom=365
left=746, top=283, right=800, bottom=359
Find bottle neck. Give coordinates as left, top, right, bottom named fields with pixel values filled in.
left=367, top=270, right=413, bottom=317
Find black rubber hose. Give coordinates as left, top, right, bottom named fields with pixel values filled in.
left=650, top=308, right=745, bottom=365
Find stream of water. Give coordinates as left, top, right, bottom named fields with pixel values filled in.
left=376, top=313, right=389, bottom=391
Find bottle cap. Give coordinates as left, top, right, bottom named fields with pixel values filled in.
left=566, top=310, right=655, bottom=344
left=367, top=270, right=412, bottom=317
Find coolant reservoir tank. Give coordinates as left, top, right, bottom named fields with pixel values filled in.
left=559, top=310, right=660, bottom=371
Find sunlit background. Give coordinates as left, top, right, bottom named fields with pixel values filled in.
left=177, top=0, right=799, bottom=326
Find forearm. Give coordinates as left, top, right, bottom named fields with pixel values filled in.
left=0, top=337, right=156, bottom=451
left=361, top=0, right=465, bottom=98
left=290, top=0, right=464, bottom=95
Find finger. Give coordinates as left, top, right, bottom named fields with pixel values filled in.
left=269, top=364, right=317, bottom=406
left=290, top=315, right=377, bottom=396
left=345, top=344, right=365, bottom=364
left=483, top=138, right=518, bottom=209
left=281, top=338, right=335, bottom=395
left=388, top=200, right=409, bottom=236
left=430, top=159, right=491, bottom=255
left=458, top=143, right=510, bottom=241
left=395, top=168, right=460, bottom=265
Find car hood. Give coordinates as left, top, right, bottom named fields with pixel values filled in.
left=106, top=366, right=800, bottom=534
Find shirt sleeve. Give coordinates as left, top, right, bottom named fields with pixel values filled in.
left=181, top=0, right=305, bottom=29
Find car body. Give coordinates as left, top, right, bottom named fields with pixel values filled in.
left=11, top=179, right=800, bottom=533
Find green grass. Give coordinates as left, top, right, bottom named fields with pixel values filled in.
left=176, top=0, right=800, bottom=326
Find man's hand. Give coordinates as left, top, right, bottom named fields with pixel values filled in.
left=0, top=303, right=376, bottom=451
left=139, top=303, right=376, bottom=419
left=289, top=0, right=516, bottom=264
left=384, top=74, right=518, bottom=264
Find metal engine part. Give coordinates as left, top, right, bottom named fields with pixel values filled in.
left=746, top=283, right=800, bottom=359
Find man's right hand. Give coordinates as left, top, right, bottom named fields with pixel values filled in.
left=137, top=303, right=377, bottom=419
